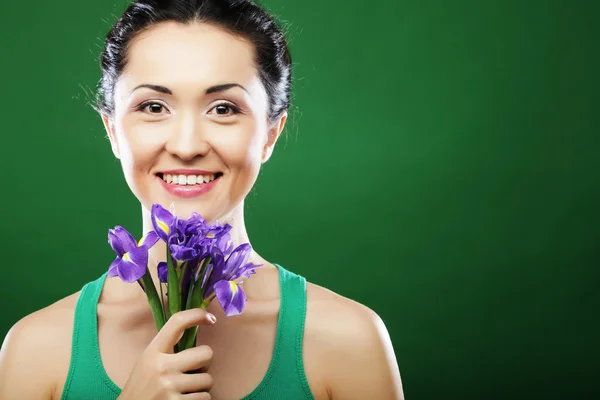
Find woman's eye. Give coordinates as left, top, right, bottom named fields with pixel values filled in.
left=147, top=104, right=164, bottom=113
left=210, top=103, right=241, bottom=116
left=137, top=102, right=168, bottom=115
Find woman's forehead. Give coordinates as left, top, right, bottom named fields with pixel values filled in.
left=119, top=21, right=259, bottom=94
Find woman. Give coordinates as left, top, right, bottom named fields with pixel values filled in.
left=0, top=0, right=405, bottom=399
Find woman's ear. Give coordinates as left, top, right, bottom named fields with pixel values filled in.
left=262, top=111, right=288, bottom=163
left=101, top=113, right=121, bottom=160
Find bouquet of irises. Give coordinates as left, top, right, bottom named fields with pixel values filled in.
left=106, top=203, right=261, bottom=352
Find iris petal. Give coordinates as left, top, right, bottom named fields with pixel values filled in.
left=203, top=249, right=225, bottom=293
left=230, top=262, right=261, bottom=281
left=151, top=204, right=174, bottom=241
left=138, top=230, right=159, bottom=249
left=157, top=261, right=168, bottom=283
left=214, top=280, right=246, bottom=316
left=216, top=232, right=234, bottom=256
left=108, top=226, right=137, bottom=255
left=170, top=244, right=197, bottom=262
left=108, top=257, right=121, bottom=277
left=119, top=246, right=148, bottom=282
left=224, top=243, right=252, bottom=272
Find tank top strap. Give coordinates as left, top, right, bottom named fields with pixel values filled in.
left=243, top=264, right=314, bottom=399
left=61, top=272, right=119, bottom=399
left=273, top=264, right=309, bottom=374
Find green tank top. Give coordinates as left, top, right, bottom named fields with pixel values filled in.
left=61, top=264, right=315, bottom=400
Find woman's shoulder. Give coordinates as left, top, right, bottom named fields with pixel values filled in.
left=0, top=290, right=81, bottom=399
left=7, top=290, right=81, bottom=340
left=305, top=281, right=386, bottom=344
left=260, top=264, right=391, bottom=356
left=303, top=281, right=404, bottom=399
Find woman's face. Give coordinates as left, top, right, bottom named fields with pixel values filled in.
left=103, top=22, right=286, bottom=222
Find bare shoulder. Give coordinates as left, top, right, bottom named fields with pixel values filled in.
left=0, top=291, right=80, bottom=400
left=304, top=282, right=405, bottom=400
left=304, top=282, right=392, bottom=352
left=305, top=282, right=382, bottom=334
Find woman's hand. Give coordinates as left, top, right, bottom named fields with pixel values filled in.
left=117, top=308, right=216, bottom=400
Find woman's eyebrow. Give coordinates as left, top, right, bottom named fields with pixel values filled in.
left=205, top=83, right=248, bottom=94
left=131, top=83, right=248, bottom=95
left=131, top=84, right=172, bottom=95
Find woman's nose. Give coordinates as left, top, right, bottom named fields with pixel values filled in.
left=164, top=113, right=210, bottom=161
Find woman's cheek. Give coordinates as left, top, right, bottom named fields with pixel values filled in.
left=127, top=125, right=164, bottom=163
left=213, top=126, right=261, bottom=164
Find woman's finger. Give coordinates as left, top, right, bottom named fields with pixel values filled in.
left=174, top=371, right=214, bottom=394
left=170, top=345, right=214, bottom=372
left=181, top=393, right=211, bottom=400
left=150, top=308, right=216, bottom=353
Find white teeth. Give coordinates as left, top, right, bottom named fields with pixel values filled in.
left=161, top=173, right=217, bottom=185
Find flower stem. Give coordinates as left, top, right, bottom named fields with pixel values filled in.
left=139, top=270, right=165, bottom=332
left=159, top=281, right=166, bottom=325
left=180, top=256, right=211, bottom=350
left=166, top=245, right=181, bottom=353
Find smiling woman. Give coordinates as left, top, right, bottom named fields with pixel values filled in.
left=0, top=1, right=404, bottom=399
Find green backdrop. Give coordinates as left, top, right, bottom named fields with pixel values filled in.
left=1, top=0, right=598, bottom=399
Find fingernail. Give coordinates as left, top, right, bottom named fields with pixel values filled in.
left=208, top=313, right=217, bottom=324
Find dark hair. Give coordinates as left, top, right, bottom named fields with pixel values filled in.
left=97, top=0, right=292, bottom=123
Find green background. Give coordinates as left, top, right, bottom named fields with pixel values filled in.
left=1, top=0, right=598, bottom=398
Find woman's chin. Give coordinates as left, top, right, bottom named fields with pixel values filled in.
left=168, top=204, right=212, bottom=220
left=162, top=201, right=228, bottom=223
left=141, top=189, right=237, bottom=223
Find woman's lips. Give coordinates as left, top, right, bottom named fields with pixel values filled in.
left=157, top=174, right=220, bottom=198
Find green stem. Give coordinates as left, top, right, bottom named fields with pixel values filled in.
left=159, top=280, right=166, bottom=325
left=139, top=270, right=165, bottom=332
left=178, top=278, right=197, bottom=351
left=180, top=256, right=212, bottom=351
left=166, top=246, right=181, bottom=353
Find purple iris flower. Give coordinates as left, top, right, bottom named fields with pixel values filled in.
left=107, top=227, right=158, bottom=283
left=151, top=203, right=233, bottom=307
left=157, top=261, right=168, bottom=283
left=203, top=243, right=262, bottom=316
left=168, top=218, right=210, bottom=305
left=216, top=231, right=234, bottom=256
left=149, top=203, right=260, bottom=318
left=152, top=203, right=231, bottom=263
left=151, top=203, right=176, bottom=242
